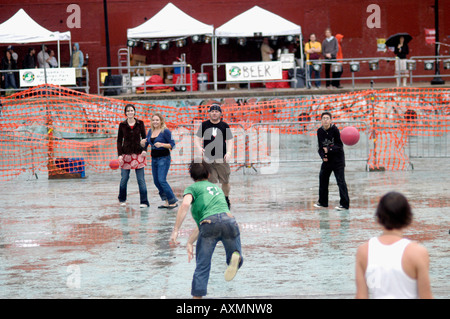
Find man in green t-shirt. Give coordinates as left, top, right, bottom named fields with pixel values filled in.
left=170, top=161, right=243, bottom=299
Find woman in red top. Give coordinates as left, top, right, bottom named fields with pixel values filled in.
left=117, top=104, right=149, bottom=208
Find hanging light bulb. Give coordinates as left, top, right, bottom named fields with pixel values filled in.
left=219, top=38, right=229, bottom=45
left=176, top=38, right=186, bottom=48
left=191, top=35, right=202, bottom=43
left=238, top=38, right=246, bottom=46
left=349, top=62, right=360, bottom=72
left=159, top=41, right=169, bottom=51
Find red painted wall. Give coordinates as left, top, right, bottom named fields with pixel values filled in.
left=1, top=0, right=449, bottom=93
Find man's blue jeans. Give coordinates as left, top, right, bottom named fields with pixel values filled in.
left=191, top=213, right=243, bottom=297
left=4, top=73, right=17, bottom=89
left=151, top=155, right=177, bottom=204
left=308, top=64, right=321, bottom=88
left=118, top=167, right=149, bottom=206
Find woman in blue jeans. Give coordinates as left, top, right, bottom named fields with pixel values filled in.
left=142, top=113, right=178, bottom=209
left=117, top=104, right=149, bottom=208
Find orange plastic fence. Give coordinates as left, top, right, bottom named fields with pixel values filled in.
left=0, top=84, right=449, bottom=180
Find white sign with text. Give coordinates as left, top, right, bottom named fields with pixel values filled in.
left=226, top=61, right=282, bottom=82
left=20, top=68, right=77, bottom=87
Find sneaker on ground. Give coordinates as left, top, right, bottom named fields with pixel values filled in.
left=120, top=202, right=126, bottom=207
left=335, top=205, right=348, bottom=211
left=224, top=252, right=240, bottom=281
left=313, top=202, right=326, bottom=208
left=140, top=204, right=149, bottom=208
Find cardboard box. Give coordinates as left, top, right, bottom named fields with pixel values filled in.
left=164, top=67, right=174, bottom=75
left=148, top=67, right=164, bottom=78
left=134, top=66, right=164, bottom=77
left=131, top=54, right=146, bottom=66
left=226, top=83, right=239, bottom=90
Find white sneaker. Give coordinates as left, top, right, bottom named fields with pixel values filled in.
left=120, top=202, right=126, bottom=207
left=140, top=204, right=149, bottom=208
left=335, top=205, right=348, bottom=211
left=224, top=252, right=241, bottom=281
left=314, top=202, right=326, bottom=208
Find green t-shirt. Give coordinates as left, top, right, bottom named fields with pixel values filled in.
left=183, top=180, right=230, bottom=227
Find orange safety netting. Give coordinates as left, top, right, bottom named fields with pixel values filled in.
left=0, top=84, right=449, bottom=181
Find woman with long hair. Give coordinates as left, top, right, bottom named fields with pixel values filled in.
left=117, top=104, right=149, bottom=208
left=143, top=113, right=178, bottom=209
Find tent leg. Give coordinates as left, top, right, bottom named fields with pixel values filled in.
left=213, top=35, right=218, bottom=91
left=57, top=39, right=61, bottom=68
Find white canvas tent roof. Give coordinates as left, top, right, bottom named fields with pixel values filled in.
left=127, top=2, right=213, bottom=39
left=0, top=9, right=71, bottom=44
left=215, top=6, right=301, bottom=37
left=212, top=6, right=303, bottom=90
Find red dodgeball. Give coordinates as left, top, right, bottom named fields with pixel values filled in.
left=341, top=126, right=360, bottom=146
left=109, top=159, right=120, bottom=170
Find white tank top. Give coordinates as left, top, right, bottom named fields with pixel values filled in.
left=365, top=237, right=418, bottom=299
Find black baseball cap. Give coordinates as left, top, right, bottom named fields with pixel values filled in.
left=209, top=103, right=222, bottom=113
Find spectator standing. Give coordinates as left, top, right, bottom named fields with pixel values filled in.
left=394, top=36, right=409, bottom=87
left=7, top=45, right=18, bottom=63
left=23, top=47, right=37, bottom=69
left=70, top=43, right=84, bottom=86
left=37, top=45, right=50, bottom=68
left=260, top=37, right=274, bottom=61
left=321, top=28, right=339, bottom=89
left=1, top=50, right=18, bottom=91
left=334, top=33, right=344, bottom=88
left=48, top=50, right=58, bottom=68
left=304, top=33, right=322, bottom=89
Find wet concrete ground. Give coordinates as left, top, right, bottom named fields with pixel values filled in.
left=0, top=159, right=448, bottom=299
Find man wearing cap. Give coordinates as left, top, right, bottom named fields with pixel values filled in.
left=195, top=103, right=233, bottom=208
left=7, top=46, right=18, bottom=63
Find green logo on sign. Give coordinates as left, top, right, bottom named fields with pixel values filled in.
left=229, top=66, right=241, bottom=78
left=22, top=71, right=35, bottom=83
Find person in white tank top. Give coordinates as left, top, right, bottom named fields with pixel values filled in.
left=355, top=192, right=433, bottom=299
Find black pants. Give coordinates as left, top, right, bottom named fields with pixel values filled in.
left=318, top=160, right=349, bottom=208
left=324, top=58, right=341, bottom=88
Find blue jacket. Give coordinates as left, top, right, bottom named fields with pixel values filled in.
left=145, top=128, right=175, bottom=151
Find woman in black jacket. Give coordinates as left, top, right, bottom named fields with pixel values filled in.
left=117, top=104, right=149, bottom=208
left=1, top=50, right=18, bottom=90
left=314, top=112, right=349, bottom=210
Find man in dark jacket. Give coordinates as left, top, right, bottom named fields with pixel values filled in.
left=23, top=47, right=37, bottom=69
left=314, top=112, right=349, bottom=210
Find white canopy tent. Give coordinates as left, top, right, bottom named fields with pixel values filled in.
left=126, top=3, right=214, bottom=90
left=127, top=2, right=213, bottom=39
left=215, top=6, right=302, bottom=38
left=0, top=8, right=72, bottom=67
left=214, top=6, right=303, bottom=89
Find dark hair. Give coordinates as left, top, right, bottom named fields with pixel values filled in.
left=189, top=160, right=210, bottom=181
left=321, top=112, right=332, bottom=119
left=124, top=104, right=136, bottom=116
left=375, top=192, right=413, bottom=230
